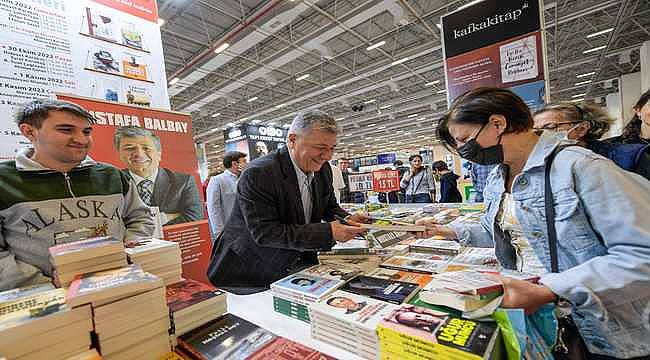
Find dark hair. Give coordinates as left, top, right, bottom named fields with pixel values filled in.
left=432, top=160, right=448, bottom=171
left=290, top=277, right=314, bottom=285
left=408, top=154, right=423, bottom=162
left=326, top=296, right=351, bottom=306
left=620, top=88, right=650, bottom=142
left=114, top=126, right=161, bottom=151
left=15, top=99, right=95, bottom=128
left=437, top=87, right=533, bottom=150
left=393, top=160, right=403, bottom=167
left=222, top=151, right=247, bottom=169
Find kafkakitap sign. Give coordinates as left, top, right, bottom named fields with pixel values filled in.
left=442, top=1, right=541, bottom=58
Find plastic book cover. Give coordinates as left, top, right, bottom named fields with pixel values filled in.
left=271, top=273, right=342, bottom=298
left=66, top=265, right=158, bottom=300
left=341, top=275, right=419, bottom=304
left=309, top=290, right=398, bottom=331
left=49, top=236, right=121, bottom=257
left=248, top=337, right=336, bottom=360
left=0, top=288, right=67, bottom=331
left=0, top=283, right=55, bottom=303
left=166, top=279, right=224, bottom=313
left=178, top=313, right=276, bottom=360
left=379, top=304, right=498, bottom=357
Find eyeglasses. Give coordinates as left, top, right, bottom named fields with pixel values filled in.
left=533, top=121, right=580, bottom=131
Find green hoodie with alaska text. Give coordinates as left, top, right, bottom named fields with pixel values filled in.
left=0, top=149, right=155, bottom=290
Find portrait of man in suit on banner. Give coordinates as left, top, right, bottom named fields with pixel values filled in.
left=114, top=126, right=203, bottom=226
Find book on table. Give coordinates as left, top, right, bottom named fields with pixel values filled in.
left=340, top=275, right=420, bottom=304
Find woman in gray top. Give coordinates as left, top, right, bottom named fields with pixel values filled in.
left=400, top=154, right=435, bottom=203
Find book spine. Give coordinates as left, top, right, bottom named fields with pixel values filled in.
left=177, top=339, right=209, bottom=360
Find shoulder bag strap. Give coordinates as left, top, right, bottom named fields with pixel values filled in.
left=544, top=145, right=579, bottom=273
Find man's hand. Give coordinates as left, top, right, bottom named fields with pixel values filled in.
left=346, top=213, right=372, bottom=225
left=491, top=275, right=558, bottom=315
left=414, top=217, right=458, bottom=239
left=330, top=221, right=368, bottom=242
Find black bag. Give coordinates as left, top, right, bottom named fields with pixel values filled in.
left=544, top=146, right=589, bottom=360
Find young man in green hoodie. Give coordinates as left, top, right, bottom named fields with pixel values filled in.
left=0, top=99, right=154, bottom=291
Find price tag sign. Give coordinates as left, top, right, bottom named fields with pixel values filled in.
left=372, top=170, right=400, bottom=192
left=348, top=173, right=373, bottom=192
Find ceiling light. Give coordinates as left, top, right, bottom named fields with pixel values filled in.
left=436, top=23, right=441, bottom=30
left=283, top=124, right=291, bottom=128
left=240, top=117, right=249, bottom=122
left=211, top=112, right=221, bottom=118
left=157, top=18, right=166, bottom=26
left=296, top=74, right=310, bottom=81
left=366, top=40, right=386, bottom=51
left=364, top=99, right=376, bottom=104
left=379, top=104, right=392, bottom=109
left=324, top=84, right=337, bottom=91
left=457, top=0, right=485, bottom=11
left=575, top=80, right=592, bottom=86
left=251, top=120, right=261, bottom=124
left=437, top=89, right=447, bottom=94
left=214, top=43, right=230, bottom=54
left=583, top=45, right=606, bottom=54
left=425, top=80, right=441, bottom=86
left=378, top=126, right=387, bottom=129
left=275, top=103, right=286, bottom=109
left=267, top=122, right=276, bottom=126
left=586, top=28, right=614, bottom=38
left=225, top=122, right=235, bottom=127
left=571, top=98, right=585, bottom=103
left=571, top=93, right=586, bottom=98
left=169, top=77, right=180, bottom=85
left=336, top=117, right=345, bottom=121
left=368, top=123, right=377, bottom=127
left=391, top=57, right=409, bottom=66
left=247, top=96, right=258, bottom=102
left=577, top=72, right=596, bottom=78
left=407, top=114, right=418, bottom=118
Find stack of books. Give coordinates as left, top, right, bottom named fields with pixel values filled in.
left=166, top=279, right=227, bottom=338
left=270, top=273, right=343, bottom=323
left=177, top=313, right=276, bottom=359
left=66, top=265, right=171, bottom=359
left=425, top=269, right=539, bottom=297
left=0, top=285, right=93, bottom=360
left=409, top=237, right=461, bottom=255
left=377, top=304, right=500, bottom=359
left=380, top=253, right=451, bottom=274
left=367, top=267, right=433, bottom=288
left=340, top=275, right=420, bottom=305
left=125, top=238, right=183, bottom=285
left=417, top=288, right=501, bottom=313
left=309, top=290, right=399, bottom=360
left=49, top=236, right=127, bottom=287
left=317, top=254, right=383, bottom=273
left=299, top=263, right=362, bottom=282
left=442, top=247, right=500, bottom=272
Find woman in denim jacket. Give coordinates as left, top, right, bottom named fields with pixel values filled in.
left=418, top=87, right=650, bottom=359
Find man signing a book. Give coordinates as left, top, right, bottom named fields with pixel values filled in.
left=207, top=111, right=370, bottom=294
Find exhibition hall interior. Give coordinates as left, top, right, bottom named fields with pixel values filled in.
left=1, top=0, right=650, bottom=359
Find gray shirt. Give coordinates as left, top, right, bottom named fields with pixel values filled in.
left=400, top=168, right=436, bottom=196
left=288, top=151, right=314, bottom=222
left=206, top=169, right=238, bottom=236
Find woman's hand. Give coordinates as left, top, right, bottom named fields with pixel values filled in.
left=414, top=217, right=458, bottom=239
left=491, top=275, right=558, bottom=315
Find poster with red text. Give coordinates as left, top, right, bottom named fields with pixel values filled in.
left=372, top=170, right=400, bottom=193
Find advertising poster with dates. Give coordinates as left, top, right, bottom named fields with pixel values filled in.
left=0, top=0, right=169, bottom=160
left=441, top=0, right=548, bottom=110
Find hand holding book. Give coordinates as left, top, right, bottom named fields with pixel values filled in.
left=488, top=274, right=558, bottom=315
left=414, top=217, right=459, bottom=239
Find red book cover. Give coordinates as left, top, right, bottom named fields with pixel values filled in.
left=166, top=279, right=224, bottom=313
left=247, top=337, right=337, bottom=360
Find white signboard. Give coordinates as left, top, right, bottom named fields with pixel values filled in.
left=348, top=173, right=373, bottom=192
left=0, top=0, right=169, bottom=160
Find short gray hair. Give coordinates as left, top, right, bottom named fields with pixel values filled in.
left=288, top=110, right=340, bottom=135
left=114, top=126, right=161, bottom=151
left=535, top=102, right=613, bottom=141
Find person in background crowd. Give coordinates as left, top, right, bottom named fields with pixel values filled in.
left=330, top=160, right=345, bottom=203
left=607, top=88, right=650, bottom=145
left=0, top=100, right=154, bottom=291
left=393, top=160, right=408, bottom=203
left=416, top=87, right=650, bottom=359
left=207, top=111, right=370, bottom=294
left=202, top=169, right=220, bottom=200
left=400, top=154, right=435, bottom=203
left=206, top=151, right=247, bottom=240
left=469, top=163, right=496, bottom=202
left=534, top=102, right=650, bottom=180
left=114, top=126, right=203, bottom=225
left=431, top=161, right=462, bottom=203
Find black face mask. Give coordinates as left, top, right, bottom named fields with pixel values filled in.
left=457, top=124, right=504, bottom=165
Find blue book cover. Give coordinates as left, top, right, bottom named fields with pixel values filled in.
left=272, top=274, right=341, bottom=298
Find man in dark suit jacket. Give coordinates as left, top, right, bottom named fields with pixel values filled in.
left=207, top=111, right=369, bottom=294
left=115, top=126, right=203, bottom=225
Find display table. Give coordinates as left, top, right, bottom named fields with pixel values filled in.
left=227, top=290, right=365, bottom=360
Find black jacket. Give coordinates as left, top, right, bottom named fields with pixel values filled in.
left=439, top=172, right=463, bottom=203
left=207, top=147, right=348, bottom=293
